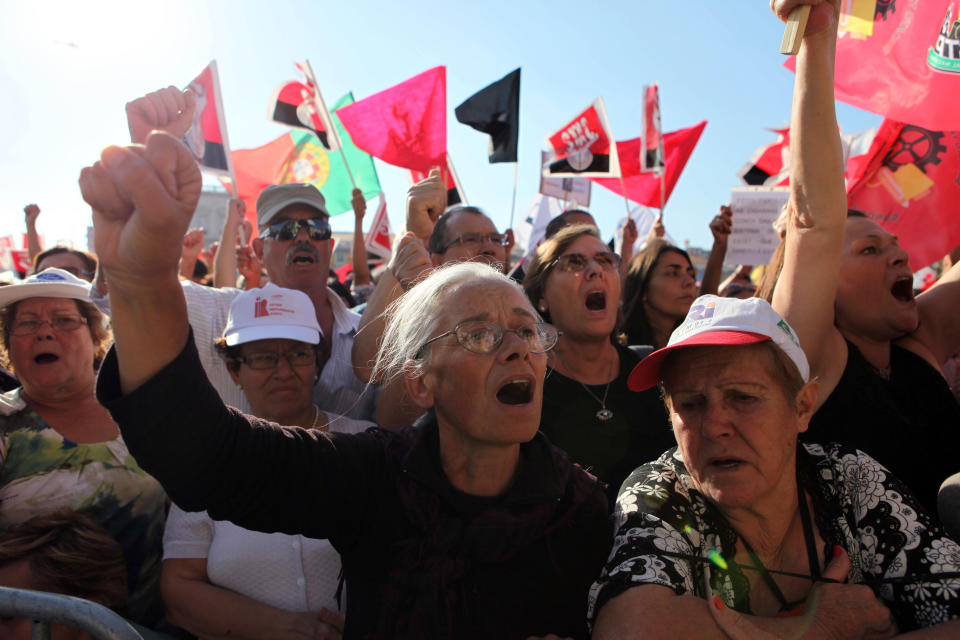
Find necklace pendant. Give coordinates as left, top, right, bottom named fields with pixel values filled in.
left=596, top=408, right=614, bottom=421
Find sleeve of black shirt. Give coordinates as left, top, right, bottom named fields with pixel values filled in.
left=97, top=329, right=388, bottom=545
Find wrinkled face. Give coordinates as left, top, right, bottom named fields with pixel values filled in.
left=542, top=234, right=621, bottom=340
left=417, top=282, right=547, bottom=447
left=644, top=250, right=698, bottom=323
left=434, top=211, right=507, bottom=271
left=662, top=345, right=813, bottom=511
left=253, top=206, right=332, bottom=291
left=836, top=217, right=917, bottom=341
left=36, top=254, right=93, bottom=282
left=228, top=338, right=318, bottom=423
left=8, top=297, right=96, bottom=392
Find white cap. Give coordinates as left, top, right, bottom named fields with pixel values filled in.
left=0, top=268, right=92, bottom=310
left=223, top=283, right=322, bottom=346
left=628, top=294, right=810, bottom=390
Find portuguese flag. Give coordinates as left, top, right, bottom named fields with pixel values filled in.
left=230, top=93, right=381, bottom=232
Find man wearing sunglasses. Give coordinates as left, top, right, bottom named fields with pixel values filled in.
left=103, top=88, right=376, bottom=423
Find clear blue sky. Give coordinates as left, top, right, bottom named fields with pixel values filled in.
left=0, top=0, right=881, bottom=253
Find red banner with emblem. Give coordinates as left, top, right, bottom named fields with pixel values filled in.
left=846, top=119, right=960, bottom=268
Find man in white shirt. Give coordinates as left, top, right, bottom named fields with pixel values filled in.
left=96, top=87, right=375, bottom=420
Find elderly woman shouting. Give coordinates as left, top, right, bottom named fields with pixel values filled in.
left=589, top=295, right=960, bottom=638
left=78, top=133, right=610, bottom=638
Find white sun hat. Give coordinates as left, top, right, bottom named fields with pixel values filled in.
left=0, top=268, right=92, bottom=310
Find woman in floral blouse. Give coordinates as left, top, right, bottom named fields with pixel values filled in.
left=589, top=292, right=960, bottom=639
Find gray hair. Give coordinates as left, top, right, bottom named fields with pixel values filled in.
left=371, top=262, right=529, bottom=383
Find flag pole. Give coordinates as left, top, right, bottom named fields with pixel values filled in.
left=303, top=59, right=357, bottom=190
left=509, top=162, right=519, bottom=229
left=659, top=168, right=666, bottom=219
left=618, top=174, right=633, bottom=220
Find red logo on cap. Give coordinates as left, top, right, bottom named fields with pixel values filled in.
left=254, top=297, right=269, bottom=318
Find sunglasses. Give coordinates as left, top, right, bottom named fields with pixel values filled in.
left=259, top=218, right=331, bottom=242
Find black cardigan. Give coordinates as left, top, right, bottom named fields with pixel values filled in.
left=98, top=333, right=612, bottom=639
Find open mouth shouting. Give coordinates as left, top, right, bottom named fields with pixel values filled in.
left=33, top=352, right=60, bottom=365
left=890, top=276, right=915, bottom=303
left=496, top=378, right=533, bottom=406
left=584, top=290, right=607, bottom=312
left=286, top=243, right=320, bottom=267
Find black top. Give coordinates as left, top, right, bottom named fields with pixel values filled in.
left=97, top=333, right=612, bottom=640
left=805, top=340, right=960, bottom=516
left=540, top=343, right=675, bottom=506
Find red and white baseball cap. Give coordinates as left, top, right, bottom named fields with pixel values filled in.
left=223, top=283, right=322, bottom=346
left=627, top=295, right=809, bottom=391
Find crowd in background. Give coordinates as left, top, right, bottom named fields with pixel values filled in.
left=2, top=2, right=960, bottom=639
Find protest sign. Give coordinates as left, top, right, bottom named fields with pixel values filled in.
left=726, top=187, right=790, bottom=266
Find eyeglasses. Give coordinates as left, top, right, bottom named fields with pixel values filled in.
left=416, top=320, right=559, bottom=359
left=259, top=218, right=332, bottom=242
left=11, top=316, right=88, bottom=336
left=441, top=232, right=510, bottom=253
left=550, top=252, right=621, bottom=273
left=233, top=348, right=316, bottom=370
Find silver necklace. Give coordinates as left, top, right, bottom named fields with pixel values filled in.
left=580, top=379, right=614, bottom=421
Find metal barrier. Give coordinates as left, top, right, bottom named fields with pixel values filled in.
left=0, top=586, right=143, bottom=640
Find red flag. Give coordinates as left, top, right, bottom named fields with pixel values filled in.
left=11, top=249, right=31, bottom=274
left=642, top=85, right=665, bottom=172
left=408, top=153, right=466, bottom=206
left=365, top=194, right=393, bottom=261
left=543, top=97, right=620, bottom=178
left=784, top=2, right=960, bottom=131
left=226, top=133, right=295, bottom=232
left=591, top=121, right=707, bottom=209
left=738, top=127, right=791, bottom=186
left=336, top=66, right=446, bottom=171
left=184, top=61, right=234, bottom=178
left=846, top=119, right=960, bottom=268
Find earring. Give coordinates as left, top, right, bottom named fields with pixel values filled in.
left=538, top=303, right=548, bottom=313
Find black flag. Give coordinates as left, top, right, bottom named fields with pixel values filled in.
left=455, top=68, right=520, bottom=163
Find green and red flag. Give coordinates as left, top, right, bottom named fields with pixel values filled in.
left=229, top=93, right=381, bottom=233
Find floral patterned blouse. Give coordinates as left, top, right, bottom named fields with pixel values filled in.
left=588, top=442, right=960, bottom=633
left=0, top=388, right=167, bottom=626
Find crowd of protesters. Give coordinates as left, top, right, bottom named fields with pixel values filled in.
left=2, top=2, right=960, bottom=639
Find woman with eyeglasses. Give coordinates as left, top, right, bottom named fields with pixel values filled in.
left=81, top=132, right=611, bottom=639
left=161, top=283, right=373, bottom=640
left=522, top=225, right=675, bottom=506
left=0, top=269, right=167, bottom=628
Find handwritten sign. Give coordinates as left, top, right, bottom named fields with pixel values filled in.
left=726, top=187, right=790, bottom=266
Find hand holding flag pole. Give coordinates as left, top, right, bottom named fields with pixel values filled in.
left=780, top=5, right=811, bottom=55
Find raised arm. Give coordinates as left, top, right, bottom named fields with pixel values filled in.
left=24, top=204, right=42, bottom=263
left=213, top=198, right=245, bottom=288
left=699, top=205, right=733, bottom=296
left=351, top=172, right=444, bottom=382
left=126, top=86, right=195, bottom=144
left=910, top=259, right=960, bottom=366
left=350, top=189, right=372, bottom=289
left=770, top=0, right=848, bottom=388
left=79, top=132, right=196, bottom=391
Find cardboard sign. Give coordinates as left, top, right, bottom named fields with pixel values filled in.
left=726, top=187, right=790, bottom=266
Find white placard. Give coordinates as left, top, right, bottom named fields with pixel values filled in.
left=726, top=187, right=790, bottom=266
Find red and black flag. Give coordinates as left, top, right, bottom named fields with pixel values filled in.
left=543, top=98, right=621, bottom=178
left=183, top=61, right=234, bottom=179
left=454, top=68, right=521, bottom=163
left=268, top=80, right=334, bottom=150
